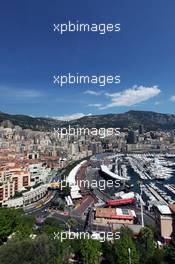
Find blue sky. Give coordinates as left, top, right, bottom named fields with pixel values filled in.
left=0, top=0, right=175, bottom=120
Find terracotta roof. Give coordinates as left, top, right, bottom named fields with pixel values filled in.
left=96, top=207, right=134, bottom=220
left=96, top=208, right=116, bottom=218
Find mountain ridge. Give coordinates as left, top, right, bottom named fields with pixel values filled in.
left=0, top=110, right=175, bottom=131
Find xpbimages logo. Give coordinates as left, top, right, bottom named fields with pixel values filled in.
left=54, top=230, right=121, bottom=242
left=53, top=21, right=121, bottom=35
left=53, top=126, right=121, bottom=139
left=59, top=176, right=121, bottom=191
left=53, top=73, right=120, bottom=87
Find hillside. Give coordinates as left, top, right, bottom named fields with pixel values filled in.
left=0, top=110, right=175, bottom=131
left=0, top=112, right=64, bottom=131
left=69, top=110, right=175, bottom=130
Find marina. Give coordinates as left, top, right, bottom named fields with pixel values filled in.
left=96, top=153, right=175, bottom=209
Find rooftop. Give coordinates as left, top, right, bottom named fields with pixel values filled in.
left=96, top=207, right=135, bottom=220
left=156, top=204, right=172, bottom=215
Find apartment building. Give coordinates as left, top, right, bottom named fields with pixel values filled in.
left=154, top=204, right=175, bottom=243
left=0, top=164, right=30, bottom=203
left=28, top=163, right=51, bottom=185
left=95, top=207, right=136, bottom=225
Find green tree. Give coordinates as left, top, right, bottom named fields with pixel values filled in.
left=0, top=234, right=71, bottom=264
left=164, top=233, right=175, bottom=264
left=102, top=241, right=116, bottom=264
left=0, top=208, right=22, bottom=242
left=41, top=217, right=63, bottom=236
left=67, top=218, right=78, bottom=228
left=150, top=248, right=165, bottom=264
left=0, top=235, right=51, bottom=264
left=14, top=215, right=35, bottom=240
left=114, top=227, right=140, bottom=264
left=80, top=238, right=101, bottom=264
left=137, top=227, right=155, bottom=263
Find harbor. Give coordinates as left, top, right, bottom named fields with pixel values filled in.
left=94, top=153, right=175, bottom=209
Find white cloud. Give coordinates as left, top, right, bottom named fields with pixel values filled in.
left=88, top=103, right=102, bottom=107
left=96, top=85, right=161, bottom=109
left=15, top=90, right=41, bottom=98
left=154, top=101, right=163, bottom=106
left=84, top=90, right=103, bottom=96
left=0, top=86, right=41, bottom=98
left=51, top=113, right=92, bottom=121
left=170, top=96, right=175, bottom=102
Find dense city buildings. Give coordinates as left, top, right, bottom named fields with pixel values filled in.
left=0, top=121, right=175, bottom=246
